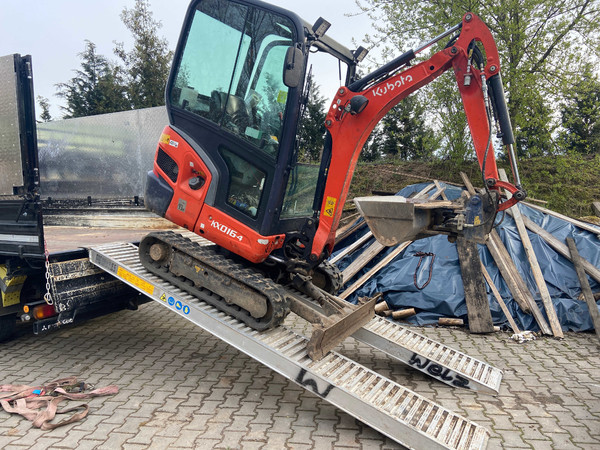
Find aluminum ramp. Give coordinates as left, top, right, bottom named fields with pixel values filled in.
left=90, top=242, right=490, bottom=450
left=172, top=231, right=503, bottom=394
left=352, top=318, right=502, bottom=394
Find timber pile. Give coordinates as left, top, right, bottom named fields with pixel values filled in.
left=333, top=175, right=600, bottom=338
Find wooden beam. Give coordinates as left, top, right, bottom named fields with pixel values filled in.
left=340, top=183, right=443, bottom=285
left=460, top=172, right=553, bottom=335
left=433, top=180, right=449, bottom=201
left=341, top=240, right=386, bottom=284
left=480, top=262, right=521, bottom=334
left=522, top=201, right=600, bottom=237
left=593, top=201, right=600, bottom=217
left=456, top=237, right=495, bottom=333
left=566, top=238, right=600, bottom=343
left=499, top=169, right=563, bottom=338
left=339, top=242, right=412, bottom=299
left=335, top=219, right=367, bottom=244
left=519, top=215, right=600, bottom=285
left=330, top=230, right=373, bottom=265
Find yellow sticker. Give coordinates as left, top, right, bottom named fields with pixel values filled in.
left=159, top=133, right=170, bottom=145
left=277, top=91, right=288, bottom=104
left=474, top=216, right=481, bottom=226
left=323, top=196, right=337, bottom=218
left=117, top=267, right=155, bottom=295
left=160, top=293, right=167, bottom=302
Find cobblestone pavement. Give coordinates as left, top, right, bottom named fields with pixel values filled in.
left=1, top=301, right=599, bottom=449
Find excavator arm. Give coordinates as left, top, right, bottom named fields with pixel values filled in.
left=310, top=13, right=525, bottom=262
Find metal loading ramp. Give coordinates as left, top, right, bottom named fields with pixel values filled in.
left=89, top=241, right=490, bottom=449
left=353, top=317, right=502, bottom=394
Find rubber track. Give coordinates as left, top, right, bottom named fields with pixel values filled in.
left=139, top=231, right=290, bottom=330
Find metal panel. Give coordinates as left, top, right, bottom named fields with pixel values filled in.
left=37, top=107, right=168, bottom=199
left=0, top=55, right=25, bottom=196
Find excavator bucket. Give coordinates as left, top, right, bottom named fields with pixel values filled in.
left=354, top=193, right=498, bottom=246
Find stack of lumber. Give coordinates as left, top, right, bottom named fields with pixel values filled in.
left=332, top=175, right=600, bottom=338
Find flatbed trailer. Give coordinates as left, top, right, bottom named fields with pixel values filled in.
left=0, top=53, right=502, bottom=448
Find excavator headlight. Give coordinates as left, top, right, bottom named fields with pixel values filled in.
left=348, top=95, right=369, bottom=115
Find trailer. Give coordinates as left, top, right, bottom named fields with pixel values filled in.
left=0, top=54, right=503, bottom=449
left=0, top=54, right=173, bottom=339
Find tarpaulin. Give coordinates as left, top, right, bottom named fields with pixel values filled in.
left=333, top=182, right=600, bottom=332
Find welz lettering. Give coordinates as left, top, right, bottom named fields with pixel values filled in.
left=408, top=353, right=470, bottom=388
left=372, top=75, right=414, bottom=97
left=295, top=369, right=334, bottom=398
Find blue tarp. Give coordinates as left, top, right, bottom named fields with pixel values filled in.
left=333, top=182, right=600, bottom=332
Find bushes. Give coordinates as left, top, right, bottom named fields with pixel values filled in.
left=349, top=154, right=600, bottom=218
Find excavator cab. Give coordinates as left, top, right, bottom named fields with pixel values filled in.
left=147, top=0, right=524, bottom=273
left=147, top=0, right=355, bottom=267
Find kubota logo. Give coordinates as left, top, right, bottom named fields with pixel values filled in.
left=211, top=220, right=243, bottom=242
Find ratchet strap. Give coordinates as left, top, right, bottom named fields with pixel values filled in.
left=0, top=377, right=118, bottom=430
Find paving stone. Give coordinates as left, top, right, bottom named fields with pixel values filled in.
left=1, top=302, right=599, bottom=449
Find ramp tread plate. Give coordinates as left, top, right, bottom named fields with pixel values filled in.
left=354, top=316, right=502, bottom=394
left=90, top=242, right=489, bottom=450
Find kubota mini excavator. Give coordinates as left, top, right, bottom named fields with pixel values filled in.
left=140, top=0, right=525, bottom=359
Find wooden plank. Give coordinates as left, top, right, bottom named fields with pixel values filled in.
left=522, top=201, right=600, bottom=237
left=480, top=262, right=521, bottom=333
left=341, top=240, right=386, bottom=284
left=460, top=172, right=553, bottom=335
left=519, top=214, right=600, bottom=285
left=335, top=218, right=367, bottom=243
left=330, top=230, right=373, bottom=265
left=499, top=169, right=563, bottom=338
left=566, top=238, right=600, bottom=342
left=340, top=184, right=444, bottom=285
left=339, top=241, right=411, bottom=299
left=433, top=180, right=449, bottom=201
left=593, top=202, right=600, bottom=217
left=456, top=237, right=495, bottom=333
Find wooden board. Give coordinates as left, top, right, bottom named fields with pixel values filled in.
left=522, top=201, right=600, bottom=237
left=456, top=237, right=495, bottom=333
left=480, top=262, right=521, bottom=333
left=519, top=215, right=600, bottom=285
left=499, top=169, right=563, bottom=338
left=459, top=172, right=553, bottom=335
left=339, top=242, right=411, bottom=299
left=566, top=238, right=600, bottom=343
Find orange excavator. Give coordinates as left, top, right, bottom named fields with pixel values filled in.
left=140, top=0, right=525, bottom=359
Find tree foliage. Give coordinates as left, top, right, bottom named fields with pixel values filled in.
left=114, top=0, right=172, bottom=109
left=298, top=83, right=328, bottom=163
left=369, top=93, right=438, bottom=161
left=36, top=96, right=52, bottom=122
left=356, top=0, right=600, bottom=158
left=560, top=66, right=600, bottom=154
left=56, top=41, right=128, bottom=118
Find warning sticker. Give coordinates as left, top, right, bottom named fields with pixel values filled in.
left=117, top=267, right=155, bottom=295
left=323, top=196, right=337, bottom=218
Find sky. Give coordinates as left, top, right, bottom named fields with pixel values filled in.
left=1, top=0, right=376, bottom=119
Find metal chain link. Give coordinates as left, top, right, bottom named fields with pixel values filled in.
left=43, top=239, right=54, bottom=305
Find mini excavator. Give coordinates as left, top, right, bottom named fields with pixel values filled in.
left=141, top=0, right=525, bottom=359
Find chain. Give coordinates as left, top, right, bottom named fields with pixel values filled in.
left=43, top=239, right=54, bottom=305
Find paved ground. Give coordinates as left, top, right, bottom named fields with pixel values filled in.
left=0, top=302, right=599, bottom=449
